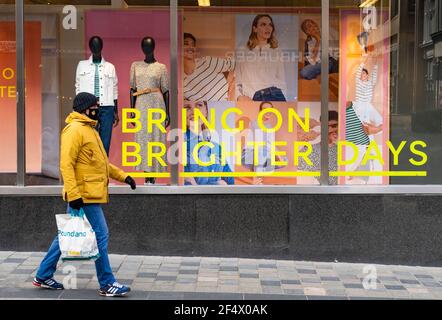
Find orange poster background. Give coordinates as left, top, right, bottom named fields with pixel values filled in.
left=0, top=22, right=41, bottom=173
left=234, top=101, right=298, bottom=185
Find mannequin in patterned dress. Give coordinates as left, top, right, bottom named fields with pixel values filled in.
left=130, top=37, right=171, bottom=185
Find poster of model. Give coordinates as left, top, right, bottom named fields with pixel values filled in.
left=297, top=13, right=340, bottom=102
left=181, top=8, right=391, bottom=186
left=182, top=11, right=301, bottom=186
left=339, top=9, right=390, bottom=185
left=235, top=14, right=298, bottom=102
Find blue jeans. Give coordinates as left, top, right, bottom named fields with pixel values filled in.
left=36, top=204, right=115, bottom=288
left=98, top=106, right=115, bottom=156
left=300, top=57, right=339, bottom=80
left=252, top=87, right=286, bottom=102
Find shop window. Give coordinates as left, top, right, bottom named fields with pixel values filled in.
left=1, top=0, right=441, bottom=188
left=23, top=1, right=172, bottom=186
left=179, top=0, right=325, bottom=186
left=0, top=1, right=17, bottom=185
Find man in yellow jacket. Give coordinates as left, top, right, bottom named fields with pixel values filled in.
left=33, top=92, right=137, bottom=297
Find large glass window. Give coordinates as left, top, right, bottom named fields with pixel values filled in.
left=0, top=1, right=16, bottom=185
left=24, top=0, right=172, bottom=186
left=179, top=0, right=323, bottom=186
left=393, top=0, right=442, bottom=184
left=328, top=0, right=442, bottom=186
left=330, top=0, right=391, bottom=185
left=3, top=0, right=442, bottom=189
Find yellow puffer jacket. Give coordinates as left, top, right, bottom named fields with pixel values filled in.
left=60, top=112, right=128, bottom=204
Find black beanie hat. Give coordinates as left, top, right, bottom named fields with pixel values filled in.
left=73, top=92, right=98, bottom=113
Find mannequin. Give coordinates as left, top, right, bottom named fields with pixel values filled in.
left=89, top=36, right=119, bottom=128
left=131, top=37, right=170, bottom=128
left=142, top=37, right=156, bottom=64
left=89, top=36, right=103, bottom=63
left=76, top=36, right=119, bottom=155
left=130, top=36, right=171, bottom=185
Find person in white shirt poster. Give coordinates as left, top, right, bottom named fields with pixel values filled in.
left=235, top=14, right=287, bottom=102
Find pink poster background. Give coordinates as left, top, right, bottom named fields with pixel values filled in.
left=338, top=10, right=390, bottom=185
left=85, top=10, right=171, bottom=184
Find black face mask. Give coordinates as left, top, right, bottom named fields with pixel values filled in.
left=85, top=107, right=99, bottom=121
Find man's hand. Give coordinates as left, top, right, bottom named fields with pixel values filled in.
left=125, top=176, right=137, bottom=190
left=69, top=198, right=84, bottom=210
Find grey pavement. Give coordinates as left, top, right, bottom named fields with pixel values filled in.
left=0, top=251, right=441, bottom=300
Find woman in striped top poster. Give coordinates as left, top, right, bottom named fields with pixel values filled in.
left=344, top=56, right=383, bottom=183
left=183, top=33, right=235, bottom=102
left=352, top=56, right=383, bottom=134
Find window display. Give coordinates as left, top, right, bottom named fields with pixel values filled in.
left=83, top=9, right=172, bottom=186
left=181, top=8, right=315, bottom=186
left=0, top=0, right=440, bottom=189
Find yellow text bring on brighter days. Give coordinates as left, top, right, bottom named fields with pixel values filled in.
left=119, top=107, right=428, bottom=169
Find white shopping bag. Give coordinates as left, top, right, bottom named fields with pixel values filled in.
left=56, top=209, right=100, bottom=261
